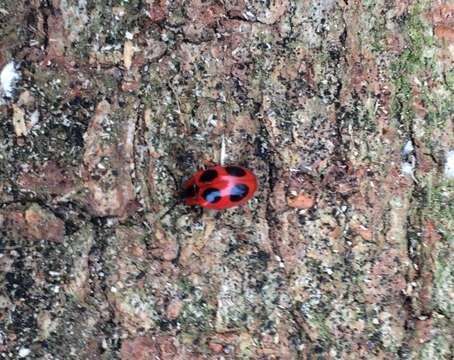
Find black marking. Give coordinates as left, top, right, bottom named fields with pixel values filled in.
left=229, top=184, right=249, bottom=202
left=202, top=188, right=222, bottom=203
left=182, top=184, right=198, bottom=199
left=200, top=169, right=218, bottom=182
left=225, top=166, right=246, bottom=177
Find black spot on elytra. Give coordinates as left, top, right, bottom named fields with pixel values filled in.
left=182, top=184, right=198, bottom=199
left=225, top=166, right=246, bottom=177
left=229, top=184, right=249, bottom=202
left=202, top=188, right=222, bottom=203
left=199, top=169, right=218, bottom=182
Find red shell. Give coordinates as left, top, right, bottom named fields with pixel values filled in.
left=182, top=165, right=258, bottom=209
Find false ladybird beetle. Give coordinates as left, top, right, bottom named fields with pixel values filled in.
left=181, top=165, right=258, bottom=209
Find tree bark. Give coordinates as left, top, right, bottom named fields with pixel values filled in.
left=0, top=0, right=452, bottom=359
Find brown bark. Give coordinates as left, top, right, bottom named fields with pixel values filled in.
left=0, top=0, right=452, bottom=359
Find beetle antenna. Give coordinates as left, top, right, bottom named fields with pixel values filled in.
left=162, top=163, right=180, bottom=192
left=159, top=199, right=181, bottom=219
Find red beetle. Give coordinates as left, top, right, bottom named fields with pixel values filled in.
left=181, top=165, right=258, bottom=209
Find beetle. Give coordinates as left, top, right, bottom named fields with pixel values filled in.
left=181, top=165, right=258, bottom=209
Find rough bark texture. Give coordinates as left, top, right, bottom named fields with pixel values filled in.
left=0, top=0, right=453, bottom=359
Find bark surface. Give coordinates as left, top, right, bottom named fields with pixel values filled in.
left=0, top=0, right=453, bottom=359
